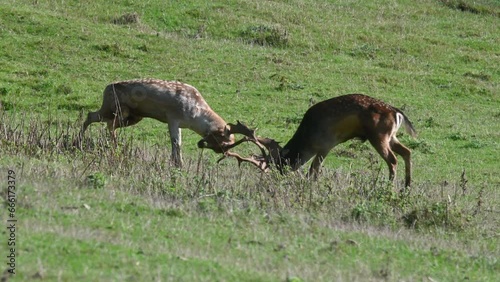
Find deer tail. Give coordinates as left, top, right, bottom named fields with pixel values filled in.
left=395, top=109, right=417, bottom=138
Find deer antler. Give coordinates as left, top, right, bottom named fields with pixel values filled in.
left=214, top=120, right=275, bottom=170
left=227, top=120, right=257, bottom=139
left=217, top=151, right=269, bottom=172
left=226, top=121, right=268, bottom=157
left=218, top=121, right=287, bottom=173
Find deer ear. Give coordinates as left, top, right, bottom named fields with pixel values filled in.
left=224, top=124, right=231, bottom=136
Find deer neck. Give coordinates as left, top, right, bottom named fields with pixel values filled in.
left=281, top=135, right=315, bottom=171
left=191, top=109, right=227, bottom=137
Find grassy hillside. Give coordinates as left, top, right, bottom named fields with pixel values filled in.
left=0, top=0, right=499, bottom=281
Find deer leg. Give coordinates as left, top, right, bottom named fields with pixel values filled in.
left=391, top=137, right=412, bottom=188
left=106, top=107, right=137, bottom=146
left=107, top=120, right=118, bottom=146
left=307, top=150, right=329, bottom=180
left=105, top=107, right=126, bottom=146
left=369, top=137, right=398, bottom=183
left=74, top=111, right=103, bottom=148
left=168, top=122, right=182, bottom=168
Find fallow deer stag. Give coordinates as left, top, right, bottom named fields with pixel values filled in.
left=74, top=79, right=254, bottom=167
left=223, top=94, right=417, bottom=187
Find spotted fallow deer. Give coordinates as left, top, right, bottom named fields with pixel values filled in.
left=74, top=79, right=252, bottom=167
left=222, top=94, right=417, bottom=187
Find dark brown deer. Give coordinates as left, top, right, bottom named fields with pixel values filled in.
left=74, top=79, right=254, bottom=167
left=222, top=94, right=417, bottom=187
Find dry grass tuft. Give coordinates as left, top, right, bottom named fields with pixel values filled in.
left=240, top=24, right=289, bottom=47
left=439, top=0, right=500, bottom=17
left=112, top=12, right=141, bottom=25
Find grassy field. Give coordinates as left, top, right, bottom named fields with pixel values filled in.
left=1, top=0, right=499, bottom=281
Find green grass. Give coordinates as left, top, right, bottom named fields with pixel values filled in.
left=1, top=0, right=499, bottom=281
left=4, top=148, right=499, bottom=281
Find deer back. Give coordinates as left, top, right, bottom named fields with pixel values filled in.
left=102, top=79, right=228, bottom=135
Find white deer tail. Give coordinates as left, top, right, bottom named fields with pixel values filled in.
left=396, top=111, right=417, bottom=138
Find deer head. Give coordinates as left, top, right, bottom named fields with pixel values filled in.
left=196, top=125, right=235, bottom=154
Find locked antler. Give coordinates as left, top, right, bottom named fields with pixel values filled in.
left=226, top=121, right=268, bottom=157
left=227, top=120, right=257, bottom=139
left=217, top=120, right=272, bottom=172
left=217, top=151, right=270, bottom=172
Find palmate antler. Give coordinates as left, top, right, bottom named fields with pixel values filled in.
left=217, top=120, right=273, bottom=172
left=226, top=121, right=268, bottom=155
left=217, top=151, right=270, bottom=172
